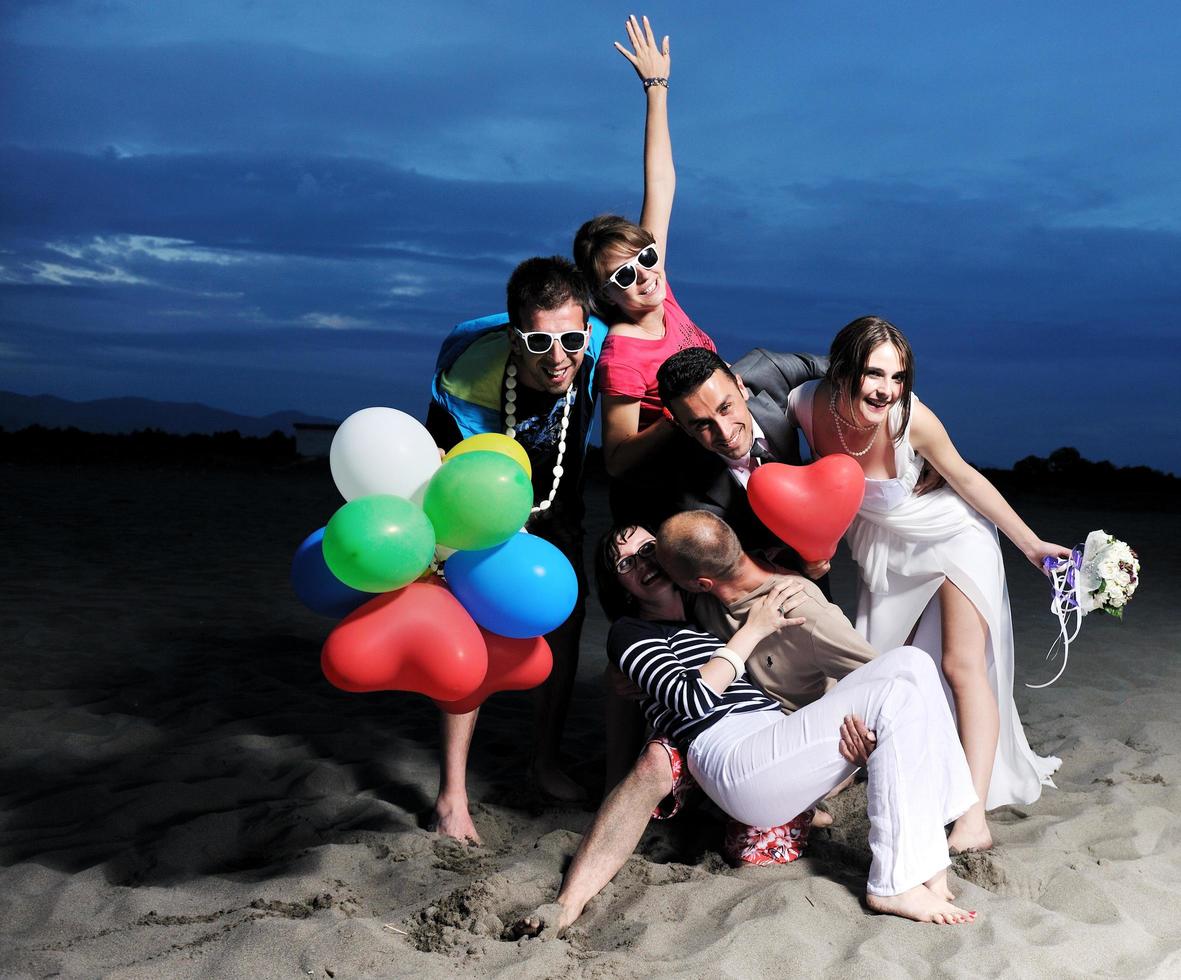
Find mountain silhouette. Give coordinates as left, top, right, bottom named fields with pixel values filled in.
left=0, top=390, right=335, bottom=437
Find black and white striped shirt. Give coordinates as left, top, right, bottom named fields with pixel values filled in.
left=608, top=618, right=780, bottom=746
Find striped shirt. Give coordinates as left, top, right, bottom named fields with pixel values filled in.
left=608, top=618, right=780, bottom=747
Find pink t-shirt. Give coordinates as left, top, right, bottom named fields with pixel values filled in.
left=596, top=284, right=717, bottom=426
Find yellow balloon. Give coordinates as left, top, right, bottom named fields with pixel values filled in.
left=443, top=433, right=532, bottom=480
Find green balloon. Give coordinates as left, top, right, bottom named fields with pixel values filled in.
left=322, top=494, right=435, bottom=592
left=422, top=450, right=533, bottom=551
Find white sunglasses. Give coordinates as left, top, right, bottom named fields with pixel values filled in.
left=603, top=243, right=660, bottom=291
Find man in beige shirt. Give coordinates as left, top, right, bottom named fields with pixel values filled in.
left=515, top=510, right=878, bottom=938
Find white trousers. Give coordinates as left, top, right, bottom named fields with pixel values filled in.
left=687, top=646, right=977, bottom=896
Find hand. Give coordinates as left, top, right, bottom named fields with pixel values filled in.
left=614, top=14, right=670, bottom=84
left=1027, top=540, right=1072, bottom=576
left=838, top=714, right=877, bottom=767
left=913, top=459, right=945, bottom=496
left=745, top=579, right=808, bottom=639
left=802, top=558, right=831, bottom=580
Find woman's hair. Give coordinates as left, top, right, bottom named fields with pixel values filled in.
left=572, top=215, right=655, bottom=318
left=826, top=315, right=914, bottom=443
left=594, top=523, right=653, bottom=621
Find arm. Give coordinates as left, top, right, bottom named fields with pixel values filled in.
left=615, top=15, right=674, bottom=257
left=908, top=399, right=1070, bottom=572
left=601, top=394, right=675, bottom=476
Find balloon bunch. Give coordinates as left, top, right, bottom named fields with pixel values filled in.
left=291, top=408, right=577, bottom=709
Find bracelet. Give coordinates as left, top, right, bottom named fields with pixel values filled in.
left=710, top=646, right=747, bottom=681
left=642, top=76, right=668, bottom=90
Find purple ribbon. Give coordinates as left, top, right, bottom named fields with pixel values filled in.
left=1043, top=546, right=1084, bottom=611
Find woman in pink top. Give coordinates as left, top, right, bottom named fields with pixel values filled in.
left=573, top=16, right=716, bottom=490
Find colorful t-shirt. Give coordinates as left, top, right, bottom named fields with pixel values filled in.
left=595, top=284, right=716, bottom=427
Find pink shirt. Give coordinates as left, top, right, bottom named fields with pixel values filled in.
left=595, top=284, right=717, bottom=426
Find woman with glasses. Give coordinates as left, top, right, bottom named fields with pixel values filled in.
left=591, top=523, right=979, bottom=925
left=572, top=16, right=717, bottom=522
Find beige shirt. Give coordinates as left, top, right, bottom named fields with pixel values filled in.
left=694, top=573, right=878, bottom=712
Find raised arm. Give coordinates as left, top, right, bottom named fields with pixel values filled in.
left=908, top=400, right=1070, bottom=573
left=615, top=14, right=674, bottom=258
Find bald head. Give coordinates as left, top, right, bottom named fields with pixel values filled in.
left=656, top=511, right=744, bottom=588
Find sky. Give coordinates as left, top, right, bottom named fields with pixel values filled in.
left=1, top=1, right=1178, bottom=472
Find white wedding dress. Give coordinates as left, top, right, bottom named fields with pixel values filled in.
left=788, top=380, right=1059, bottom=809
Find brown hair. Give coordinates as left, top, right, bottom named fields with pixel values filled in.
left=826, top=315, right=914, bottom=444
left=572, top=214, right=655, bottom=319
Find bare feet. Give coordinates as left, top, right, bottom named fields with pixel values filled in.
left=866, top=884, right=977, bottom=924
left=506, top=901, right=570, bottom=940
left=431, top=795, right=481, bottom=844
left=947, top=805, right=993, bottom=854
left=531, top=763, right=587, bottom=805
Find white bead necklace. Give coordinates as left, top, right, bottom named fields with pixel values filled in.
left=504, top=360, right=573, bottom=515
left=828, top=384, right=882, bottom=458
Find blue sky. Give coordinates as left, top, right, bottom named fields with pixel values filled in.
left=2, top=1, right=1178, bottom=471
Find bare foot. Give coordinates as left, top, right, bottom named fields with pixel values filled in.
left=431, top=796, right=481, bottom=844
left=531, top=763, right=587, bottom=805
left=947, top=807, right=993, bottom=854
left=924, top=869, right=956, bottom=903
left=866, top=885, right=977, bottom=924
left=810, top=808, right=834, bottom=829
left=506, top=902, right=569, bottom=940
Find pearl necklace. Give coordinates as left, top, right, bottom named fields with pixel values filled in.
left=504, top=360, right=573, bottom=515
left=828, top=384, right=882, bottom=458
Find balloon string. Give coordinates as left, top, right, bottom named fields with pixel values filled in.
left=1027, top=560, right=1082, bottom=689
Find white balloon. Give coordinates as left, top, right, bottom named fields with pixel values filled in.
left=330, top=407, right=441, bottom=502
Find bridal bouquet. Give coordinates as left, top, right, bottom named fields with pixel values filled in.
left=1029, top=530, right=1140, bottom=688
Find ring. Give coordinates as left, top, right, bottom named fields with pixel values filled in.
left=778, top=605, right=786, bottom=616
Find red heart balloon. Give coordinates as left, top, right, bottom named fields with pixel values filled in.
left=747, top=455, right=866, bottom=561
left=433, top=631, right=553, bottom=715
left=321, top=582, right=487, bottom=700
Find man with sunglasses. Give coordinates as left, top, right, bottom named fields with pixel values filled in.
left=426, top=256, right=607, bottom=842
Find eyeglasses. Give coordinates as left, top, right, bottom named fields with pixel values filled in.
left=604, top=243, right=660, bottom=291
left=513, top=327, right=589, bottom=356
left=615, top=539, right=657, bottom=575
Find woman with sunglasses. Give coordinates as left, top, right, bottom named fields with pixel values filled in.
left=595, top=524, right=979, bottom=924
left=572, top=16, right=717, bottom=522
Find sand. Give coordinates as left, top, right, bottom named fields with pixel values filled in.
left=2, top=460, right=1179, bottom=978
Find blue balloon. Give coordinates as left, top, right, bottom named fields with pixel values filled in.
left=445, top=533, right=578, bottom=638
left=291, top=527, right=377, bottom=618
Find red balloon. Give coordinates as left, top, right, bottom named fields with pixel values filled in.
left=321, top=582, right=487, bottom=701
left=433, top=631, right=553, bottom=715
left=747, top=456, right=866, bottom=561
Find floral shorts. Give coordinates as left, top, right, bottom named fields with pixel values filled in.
left=646, top=736, right=699, bottom=821
left=722, top=811, right=814, bottom=866
left=645, top=737, right=814, bottom=865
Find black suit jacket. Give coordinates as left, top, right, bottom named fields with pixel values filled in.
left=665, top=348, right=828, bottom=552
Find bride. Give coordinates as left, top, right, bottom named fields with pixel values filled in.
left=787, top=315, right=1069, bottom=852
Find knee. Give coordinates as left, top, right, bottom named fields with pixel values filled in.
left=886, top=644, right=938, bottom=680
left=632, top=742, right=675, bottom=801
left=940, top=645, right=987, bottom=686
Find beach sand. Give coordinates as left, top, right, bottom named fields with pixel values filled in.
left=2, top=461, right=1179, bottom=978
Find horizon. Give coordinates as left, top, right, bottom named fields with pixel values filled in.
left=2, top=2, right=1178, bottom=474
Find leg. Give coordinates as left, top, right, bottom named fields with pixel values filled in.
left=690, top=649, right=978, bottom=923
left=433, top=708, right=481, bottom=843
left=515, top=740, right=672, bottom=937
left=938, top=581, right=998, bottom=853
left=530, top=600, right=587, bottom=802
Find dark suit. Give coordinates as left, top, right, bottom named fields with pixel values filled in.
left=663, top=348, right=828, bottom=553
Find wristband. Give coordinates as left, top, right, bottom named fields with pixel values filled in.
left=643, top=77, right=668, bottom=90
left=710, top=646, right=747, bottom=681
